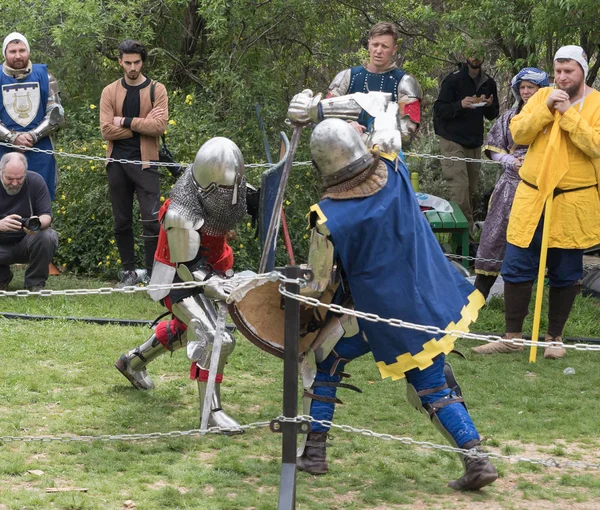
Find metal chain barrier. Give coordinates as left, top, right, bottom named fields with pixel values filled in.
left=1, top=413, right=598, bottom=470
left=444, top=252, right=600, bottom=270
left=0, top=140, right=188, bottom=169
left=0, top=141, right=502, bottom=169
left=277, top=416, right=600, bottom=470
left=0, top=271, right=303, bottom=298
left=403, top=151, right=500, bottom=165
left=444, top=253, right=503, bottom=265
left=278, top=285, right=600, bottom=352
left=0, top=421, right=271, bottom=443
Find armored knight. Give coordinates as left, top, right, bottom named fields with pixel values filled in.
left=0, top=32, right=64, bottom=199
left=115, top=137, right=249, bottom=430
left=296, top=118, right=497, bottom=490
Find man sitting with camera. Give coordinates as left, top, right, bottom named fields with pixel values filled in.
left=0, top=151, right=57, bottom=292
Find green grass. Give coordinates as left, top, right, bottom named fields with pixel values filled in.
left=1, top=271, right=600, bottom=509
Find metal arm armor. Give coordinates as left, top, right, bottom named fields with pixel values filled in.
left=327, top=69, right=351, bottom=97
left=397, top=74, right=423, bottom=145
left=318, top=95, right=363, bottom=122
left=0, top=123, right=17, bottom=143
left=29, top=72, right=64, bottom=144
left=163, top=207, right=204, bottom=263
left=398, top=74, right=423, bottom=102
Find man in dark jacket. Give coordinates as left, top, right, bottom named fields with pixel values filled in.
left=434, top=55, right=499, bottom=233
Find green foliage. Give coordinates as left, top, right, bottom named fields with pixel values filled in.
left=0, top=0, right=595, bottom=275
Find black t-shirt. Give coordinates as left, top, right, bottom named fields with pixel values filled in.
left=0, top=171, right=52, bottom=244
left=111, top=77, right=152, bottom=161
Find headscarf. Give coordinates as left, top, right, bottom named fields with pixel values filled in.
left=554, top=45, right=588, bottom=79
left=2, top=32, right=30, bottom=57
left=510, top=67, right=550, bottom=101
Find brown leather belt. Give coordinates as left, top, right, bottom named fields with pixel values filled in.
left=522, top=179, right=597, bottom=197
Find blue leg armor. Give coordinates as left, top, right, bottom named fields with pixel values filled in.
left=405, top=354, right=479, bottom=448
left=309, top=332, right=371, bottom=432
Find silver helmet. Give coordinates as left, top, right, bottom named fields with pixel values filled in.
left=170, top=137, right=247, bottom=237
left=192, top=137, right=245, bottom=204
left=310, top=118, right=373, bottom=188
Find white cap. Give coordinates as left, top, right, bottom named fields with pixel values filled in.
left=554, top=45, right=588, bottom=79
left=3, top=32, right=30, bottom=57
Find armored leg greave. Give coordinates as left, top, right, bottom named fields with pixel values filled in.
left=115, top=328, right=185, bottom=390
left=406, top=356, right=497, bottom=490
left=297, top=329, right=369, bottom=473
left=177, top=294, right=241, bottom=432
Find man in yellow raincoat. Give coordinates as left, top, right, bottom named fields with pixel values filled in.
left=473, top=45, right=600, bottom=359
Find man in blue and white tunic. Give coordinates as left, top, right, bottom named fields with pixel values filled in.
left=326, top=22, right=422, bottom=144
left=0, top=32, right=64, bottom=199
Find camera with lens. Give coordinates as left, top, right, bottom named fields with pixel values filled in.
left=18, top=217, right=41, bottom=232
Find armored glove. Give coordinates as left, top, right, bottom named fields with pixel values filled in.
left=287, top=89, right=322, bottom=125
left=202, top=273, right=236, bottom=302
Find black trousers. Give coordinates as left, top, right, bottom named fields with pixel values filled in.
left=0, top=229, right=58, bottom=287
left=106, top=162, right=160, bottom=273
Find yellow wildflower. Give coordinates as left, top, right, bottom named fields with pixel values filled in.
left=168, top=119, right=176, bottom=126
left=98, top=261, right=103, bottom=266
left=239, top=243, right=244, bottom=249
left=82, top=147, right=87, bottom=152
left=285, top=200, right=291, bottom=206
left=160, top=196, right=165, bottom=202
left=110, top=239, right=115, bottom=244
left=89, top=104, right=96, bottom=109
left=61, top=194, right=66, bottom=200
left=67, top=238, right=72, bottom=244
left=102, top=144, right=107, bottom=150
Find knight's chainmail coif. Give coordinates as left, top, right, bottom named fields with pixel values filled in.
left=169, top=168, right=247, bottom=236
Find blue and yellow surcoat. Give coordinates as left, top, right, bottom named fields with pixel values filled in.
left=313, top=156, right=484, bottom=380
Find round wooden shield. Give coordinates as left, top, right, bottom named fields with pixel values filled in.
left=228, top=279, right=324, bottom=359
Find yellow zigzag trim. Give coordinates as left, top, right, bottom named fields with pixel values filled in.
left=309, top=204, right=327, bottom=225
left=376, top=289, right=485, bottom=381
